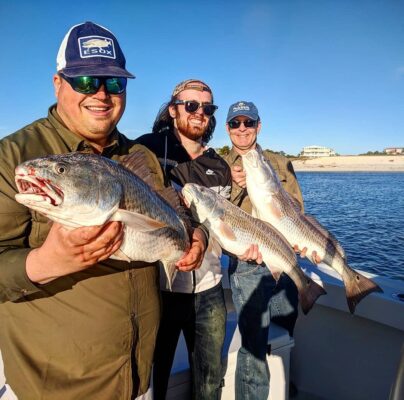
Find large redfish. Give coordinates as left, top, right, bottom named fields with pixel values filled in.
left=14, top=151, right=191, bottom=289
left=242, top=148, right=382, bottom=313
left=182, top=183, right=326, bottom=314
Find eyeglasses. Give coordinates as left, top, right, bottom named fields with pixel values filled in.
left=59, top=74, right=127, bottom=95
left=173, top=100, right=218, bottom=117
left=228, top=119, right=258, bottom=129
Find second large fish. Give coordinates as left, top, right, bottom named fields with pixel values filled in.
left=242, top=148, right=382, bottom=313
left=182, top=183, right=326, bottom=314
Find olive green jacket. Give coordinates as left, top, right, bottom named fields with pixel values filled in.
left=0, top=106, right=162, bottom=399
left=224, top=145, right=304, bottom=213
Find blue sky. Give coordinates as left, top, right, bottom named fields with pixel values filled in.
left=0, top=0, right=403, bottom=155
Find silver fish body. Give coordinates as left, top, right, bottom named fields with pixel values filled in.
left=242, top=148, right=382, bottom=313
left=182, top=183, right=326, bottom=314
left=14, top=152, right=190, bottom=288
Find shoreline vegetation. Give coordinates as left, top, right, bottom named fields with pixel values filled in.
left=291, top=155, right=404, bottom=172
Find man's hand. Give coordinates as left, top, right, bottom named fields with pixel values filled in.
left=293, top=245, right=322, bottom=264
left=176, top=228, right=207, bottom=272
left=231, top=165, right=247, bottom=188
left=238, top=244, right=263, bottom=265
left=26, top=221, right=124, bottom=284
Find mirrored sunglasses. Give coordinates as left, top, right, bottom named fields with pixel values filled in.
left=60, top=74, right=127, bottom=95
left=174, top=100, right=218, bottom=117
left=228, top=119, right=258, bottom=129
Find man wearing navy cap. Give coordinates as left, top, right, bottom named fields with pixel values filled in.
left=0, top=22, right=205, bottom=399
left=224, top=101, right=304, bottom=399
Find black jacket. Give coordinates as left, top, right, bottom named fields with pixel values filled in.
left=135, top=131, right=231, bottom=198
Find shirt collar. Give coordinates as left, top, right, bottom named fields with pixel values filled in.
left=228, top=143, right=263, bottom=164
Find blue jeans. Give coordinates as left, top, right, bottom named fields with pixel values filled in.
left=228, top=259, right=298, bottom=400
left=153, top=282, right=227, bottom=400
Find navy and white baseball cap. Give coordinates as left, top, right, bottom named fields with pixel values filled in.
left=226, top=101, right=259, bottom=122
left=56, top=21, right=134, bottom=78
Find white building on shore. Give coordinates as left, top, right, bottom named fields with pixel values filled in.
left=300, top=145, right=336, bottom=157
left=384, top=147, right=403, bottom=154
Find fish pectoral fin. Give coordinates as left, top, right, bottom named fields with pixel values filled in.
left=266, top=264, right=282, bottom=282
left=217, top=220, right=237, bottom=241
left=111, top=209, right=167, bottom=231
left=160, top=260, right=178, bottom=291
left=207, top=237, right=222, bottom=257
left=261, top=199, right=282, bottom=220
left=110, top=248, right=131, bottom=262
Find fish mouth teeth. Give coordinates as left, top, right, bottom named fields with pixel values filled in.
left=176, top=191, right=189, bottom=208
left=181, top=187, right=192, bottom=207
left=15, top=176, right=63, bottom=206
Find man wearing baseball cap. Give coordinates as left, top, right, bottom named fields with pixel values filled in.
left=0, top=22, right=204, bottom=399
left=223, top=101, right=304, bottom=399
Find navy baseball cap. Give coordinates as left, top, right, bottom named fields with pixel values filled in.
left=56, top=21, right=134, bottom=78
left=226, top=101, right=259, bottom=122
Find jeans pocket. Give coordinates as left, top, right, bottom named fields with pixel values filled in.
left=235, top=263, right=263, bottom=277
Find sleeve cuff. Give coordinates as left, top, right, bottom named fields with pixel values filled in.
left=0, top=248, right=43, bottom=302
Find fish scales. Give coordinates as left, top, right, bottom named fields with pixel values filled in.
left=182, top=183, right=326, bottom=314
left=221, top=205, right=297, bottom=274
left=242, top=148, right=383, bottom=313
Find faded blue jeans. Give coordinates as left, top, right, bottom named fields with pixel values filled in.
left=228, top=258, right=298, bottom=400
left=153, top=282, right=226, bottom=400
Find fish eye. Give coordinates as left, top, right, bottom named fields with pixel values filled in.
left=54, top=163, right=68, bottom=175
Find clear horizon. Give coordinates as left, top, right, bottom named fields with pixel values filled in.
left=0, top=0, right=403, bottom=156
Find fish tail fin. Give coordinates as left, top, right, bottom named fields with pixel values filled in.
left=298, top=277, right=327, bottom=315
left=342, top=268, right=383, bottom=314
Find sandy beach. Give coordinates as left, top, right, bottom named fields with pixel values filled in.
left=292, top=155, right=404, bottom=172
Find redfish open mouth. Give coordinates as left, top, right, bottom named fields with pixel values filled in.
left=15, top=176, right=64, bottom=206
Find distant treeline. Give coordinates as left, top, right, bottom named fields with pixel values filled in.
left=359, top=151, right=401, bottom=156
left=216, top=146, right=299, bottom=159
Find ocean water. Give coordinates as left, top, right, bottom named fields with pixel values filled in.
left=296, top=172, right=404, bottom=281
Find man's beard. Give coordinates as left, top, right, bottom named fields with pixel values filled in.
left=176, top=115, right=207, bottom=141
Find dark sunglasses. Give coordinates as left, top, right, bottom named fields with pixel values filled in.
left=59, top=74, right=127, bottom=95
left=174, top=100, right=218, bottom=117
left=228, top=119, right=258, bottom=129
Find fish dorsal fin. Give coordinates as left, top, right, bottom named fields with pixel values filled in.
left=305, top=214, right=346, bottom=258
left=160, top=186, right=186, bottom=214
left=217, top=218, right=237, bottom=241
left=120, top=151, right=158, bottom=189
left=121, top=151, right=192, bottom=237
left=111, top=209, right=167, bottom=231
